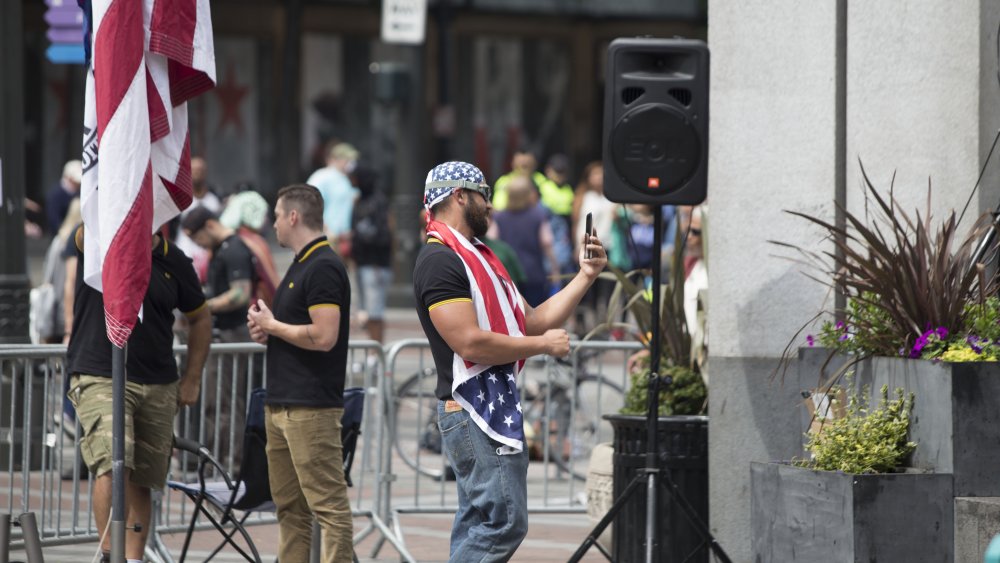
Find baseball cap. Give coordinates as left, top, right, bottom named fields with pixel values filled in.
left=63, top=160, right=82, bottom=184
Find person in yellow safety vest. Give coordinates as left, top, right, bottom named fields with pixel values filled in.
left=492, top=148, right=547, bottom=211
left=538, top=154, right=575, bottom=218
left=538, top=154, right=576, bottom=286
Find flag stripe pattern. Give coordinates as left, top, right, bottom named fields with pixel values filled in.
left=425, top=219, right=528, bottom=453
left=80, top=0, right=215, bottom=347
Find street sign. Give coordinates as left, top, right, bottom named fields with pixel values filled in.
left=380, top=0, right=427, bottom=45
left=46, top=45, right=86, bottom=64
left=44, top=1, right=85, bottom=65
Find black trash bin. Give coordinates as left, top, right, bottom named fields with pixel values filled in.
left=606, top=414, right=709, bottom=563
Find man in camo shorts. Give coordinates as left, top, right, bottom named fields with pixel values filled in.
left=65, top=225, right=211, bottom=563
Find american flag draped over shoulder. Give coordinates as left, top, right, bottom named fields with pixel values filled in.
left=425, top=219, right=528, bottom=454
left=79, top=0, right=216, bottom=347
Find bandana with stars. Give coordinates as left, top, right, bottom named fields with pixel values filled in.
left=423, top=161, right=486, bottom=210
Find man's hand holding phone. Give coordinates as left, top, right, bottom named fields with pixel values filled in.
left=578, top=212, right=606, bottom=279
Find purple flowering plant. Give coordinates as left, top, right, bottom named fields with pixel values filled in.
left=776, top=161, right=1000, bottom=377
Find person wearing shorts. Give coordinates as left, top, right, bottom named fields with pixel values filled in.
left=65, top=226, right=211, bottom=562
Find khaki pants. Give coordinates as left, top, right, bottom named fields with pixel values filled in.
left=265, top=405, right=352, bottom=563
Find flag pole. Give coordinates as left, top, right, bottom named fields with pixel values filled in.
left=111, top=342, right=126, bottom=563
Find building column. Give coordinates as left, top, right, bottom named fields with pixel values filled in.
left=707, top=2, right=842, bottom=560
left=0, top=0, right=30, bottom=344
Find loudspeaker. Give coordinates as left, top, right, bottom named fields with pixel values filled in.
left=602, top=38, right=709, bottom=205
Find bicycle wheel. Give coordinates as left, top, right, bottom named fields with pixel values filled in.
left=553, top=374, right=624, bottom=481
left=392, top=369, right=453, bottom=480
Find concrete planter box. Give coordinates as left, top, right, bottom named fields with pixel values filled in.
left=858, top=357, right=1000, bottom=497
left=796, top=349, right=1000, bottom=496
left=751, top=462, right=953, bottom=562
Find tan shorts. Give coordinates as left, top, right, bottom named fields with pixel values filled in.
left=68, top=374, right=178, bottom=489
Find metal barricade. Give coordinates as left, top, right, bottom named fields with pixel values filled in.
left=0, top=341, right=412, bottom=562
left=383, top=338, right=641, bottom=552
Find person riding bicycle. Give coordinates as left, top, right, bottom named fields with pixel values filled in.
left=412, top=161, right=607, bottom=561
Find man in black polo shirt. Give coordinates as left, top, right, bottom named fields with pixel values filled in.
left=246, top=184, right=353, bottom=562
left=413, top=161, right=606, bottom=561
left=182, top=206, right=257, bottom=467
left=65, top=225, right=211, bottom=562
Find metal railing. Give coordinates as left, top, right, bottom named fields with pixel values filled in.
left=0, top=338, right=642, bottom=560
left=383, top=338, right=640, bottom=554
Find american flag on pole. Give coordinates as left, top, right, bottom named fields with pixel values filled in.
left=79, top=0, right=216, bottom=346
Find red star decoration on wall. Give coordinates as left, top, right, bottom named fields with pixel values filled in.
left=213, top=61, right=249, bottom=134
left=49, top=78, right=69, bottom=132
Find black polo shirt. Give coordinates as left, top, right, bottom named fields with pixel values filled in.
left=207, top=234, right=254, bottom=330
left=413, top=240, right=475, bottom=400
left=265, top=237, right=351, bottom=408
left=66, top=227, right=206, bottom=384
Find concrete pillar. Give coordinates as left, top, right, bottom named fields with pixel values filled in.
left=846, top=1, right=1000, bottom=222
left=708, top=1, right=1000, bottom=560
left=0, top=0, right=30, bottom=344
left=707, top=2, right=843, bottom=560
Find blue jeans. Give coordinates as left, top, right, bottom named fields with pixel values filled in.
left=437, top=401, right=529, bottom=562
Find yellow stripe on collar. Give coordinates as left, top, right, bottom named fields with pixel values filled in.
left=299, top=240, right=331, bottom=262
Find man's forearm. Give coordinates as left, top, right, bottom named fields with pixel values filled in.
left=183, top=313, right=212, bottom=381
left=457, top=330, right=550, bottom=366
left=207, top=281, right=250, bottom=313
left=525, top=272, right=596, bottom=335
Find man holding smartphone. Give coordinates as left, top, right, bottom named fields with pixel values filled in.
left=412, top=161, right=607, bottom=561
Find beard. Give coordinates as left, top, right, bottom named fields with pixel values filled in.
left=464, top=199, right=490, bottom=239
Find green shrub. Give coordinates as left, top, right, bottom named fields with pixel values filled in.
left=798, top=379, right=915, bottom=474
left=621, top=364, right=706, bottom=416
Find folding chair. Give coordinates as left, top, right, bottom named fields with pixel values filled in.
left=168, top=386, right=365, bottom=563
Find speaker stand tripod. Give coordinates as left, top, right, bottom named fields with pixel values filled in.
left=569, top=207, right=731, bottom=563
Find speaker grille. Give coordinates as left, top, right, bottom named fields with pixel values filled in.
left=669, top=88, right=692, bottom=107
left=621, top=87, right=645, bottom=105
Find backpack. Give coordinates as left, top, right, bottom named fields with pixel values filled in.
left=351, top=193, right=391, bottom=252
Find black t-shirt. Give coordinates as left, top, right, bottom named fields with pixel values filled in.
left=265, top=237, right=351, bottom=407
left=413, top=241, right=476, bottom=400
left=66, top=227, right=206, bottom=384
left=207, top=234, right=254, bottom=330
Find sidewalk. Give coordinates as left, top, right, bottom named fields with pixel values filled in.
left=11, top=512, right=607, bottom=562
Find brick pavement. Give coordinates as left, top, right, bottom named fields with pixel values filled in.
left=11, top=511, right=609, bottom=562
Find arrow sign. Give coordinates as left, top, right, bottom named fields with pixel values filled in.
left=46, top=45, right=86, bottom=65
left=44, top=8, right=84, bottom=27
left=48, top=27, right=84, bottom=44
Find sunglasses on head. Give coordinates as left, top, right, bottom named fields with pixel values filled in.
left=426, top=180, right=492, bottom=203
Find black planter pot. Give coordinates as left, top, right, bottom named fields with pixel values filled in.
left=606, top=414, right=709, bottom=563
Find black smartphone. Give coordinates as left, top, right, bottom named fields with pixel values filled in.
left=584, top=212, right=593, bottom=259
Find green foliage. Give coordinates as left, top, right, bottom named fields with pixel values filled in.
left=621, top=364, right=706, bottom=416
left=798, top=379, right=916, bottom=474
left=964, top=297, right=1000, bottom=343
left=776, top=160, right=1000, bottom=367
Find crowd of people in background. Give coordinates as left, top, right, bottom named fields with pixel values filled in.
left=29, top=145, right=708, bottom=348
